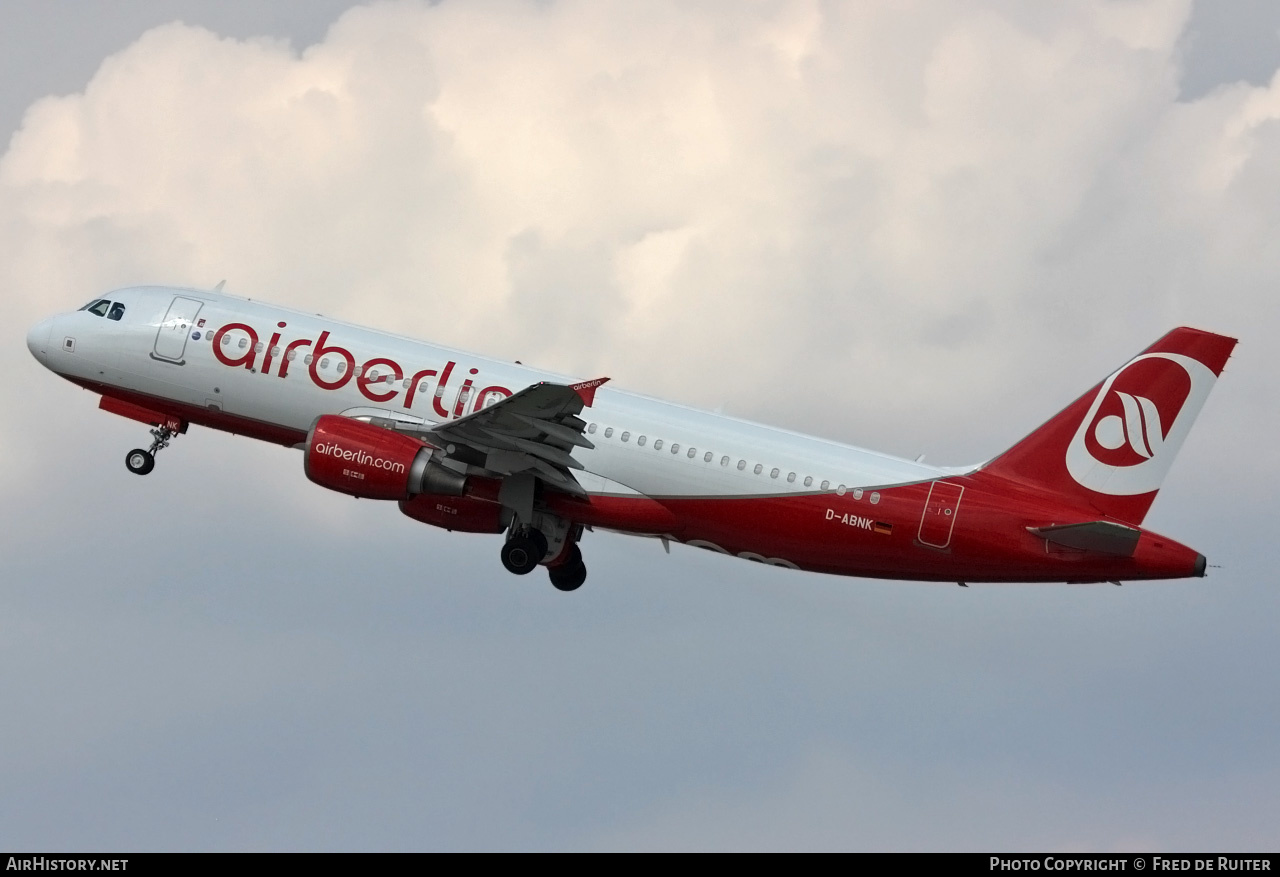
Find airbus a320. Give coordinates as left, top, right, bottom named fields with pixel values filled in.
left=27, top=286, right=1235, bottom=592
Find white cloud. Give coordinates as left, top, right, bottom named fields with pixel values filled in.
left=5, top=0, right=1266, bottom=464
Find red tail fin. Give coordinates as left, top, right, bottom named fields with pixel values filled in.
left=977, top=328, right=1236, bottom=524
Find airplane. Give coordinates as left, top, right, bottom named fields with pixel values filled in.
left=26, top=285, right=1236, bottom=591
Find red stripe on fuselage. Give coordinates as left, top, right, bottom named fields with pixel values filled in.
left=80, top=381, right=1201, bottom=583
left=582, top=479, right=1201, bottom=583
left=76, top=379, right=307, bottom=447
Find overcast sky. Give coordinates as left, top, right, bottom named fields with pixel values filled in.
left=2, top=0, right=1278, bottom=852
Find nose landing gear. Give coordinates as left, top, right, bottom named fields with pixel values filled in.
left=125, top=424, right=177, bottom=476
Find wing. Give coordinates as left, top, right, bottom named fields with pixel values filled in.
left=406, top=377, right=609, bottom=495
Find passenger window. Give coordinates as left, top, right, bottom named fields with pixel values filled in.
left=770, top=468, right=780, bottom=479
left=107, top=303, right=125, bottom=321
left=270, top=346, right=281, bottom=357
left=286, top=349, right=297, bottom=361
left=587, top=423, right=597, bottom=434
left=221, top=335, right=232, bottom=346
left=787, top=472, right=796, bottom=483
left=304, top=354, right=314, bottom=364
left=706, top=452, right=715, bottom=463
left=419, top=382, right=430, bottom=392
left=239, top=338, right=249, bottom=350
left=753, top=464, right=763, bottom=475
left=320, top=357, right=329, bottom=368
left=605, top=428, right=613, bottom=438
left=821, top=480, right=830, bottom=490
left=621, top=432, right=630, bottom=443
left=803, top=476, right=813, bottom=487
left=837, top=485, right=847, bottom=496
left=337, top=362, right=346, bottom=374
left=254, top=342, right=264, bottom=353
left=853, top=488, right=863, bottom=500
left=638, top=436, right=647, bottom=447
left=652, top=439, right=662, bottom=450
left=88, top=300, right=111, bottom=317
left=737, top=460, right=745, bottom=470
left=688, top=448, right=696, bottom=459
left=670, top=444, right=679, bottom=454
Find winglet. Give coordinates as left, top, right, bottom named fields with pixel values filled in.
left=570, top=376, right=610, bottom=407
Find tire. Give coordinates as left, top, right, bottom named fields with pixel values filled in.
left=527, top=528, right=548, bottom=561
left=501, top=536, right=541, bottom=575
left=550, top=553, right=588, bottom=594
left=125, top=448, right=155, bottom=475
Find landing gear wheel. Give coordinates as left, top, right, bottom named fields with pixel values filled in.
left=548, top=544, right=587, bottom=592
left=527, top=528, right=548, bottom=562
left=125, top=448, right=155, bottom=475
left=501, top=535, right=542, bottom=575
left=124, top=423, right=177, bottom=476
left=549, top=561, right=587, bottom=592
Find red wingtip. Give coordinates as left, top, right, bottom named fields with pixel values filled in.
left=570, top=376, right=610, bottom=407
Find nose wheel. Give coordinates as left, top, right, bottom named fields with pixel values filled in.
left=125, top=424, right=176, bottom=476
left=125, top=448, right=155, bottom=475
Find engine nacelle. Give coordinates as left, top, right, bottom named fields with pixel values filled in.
left=304, top=414, right=465, bottom=500
left=399, top=494, right=507, bottom=533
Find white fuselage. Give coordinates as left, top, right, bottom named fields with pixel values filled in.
left=32, top=285, right=947, bottom=503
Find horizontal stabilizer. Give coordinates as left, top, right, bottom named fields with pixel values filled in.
left=1027, top=521, right=1141, bottom=556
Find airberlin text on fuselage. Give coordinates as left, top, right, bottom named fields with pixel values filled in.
left=210, top=321, right=513, bottom=417
left=313, top=442, right=406, bottom=473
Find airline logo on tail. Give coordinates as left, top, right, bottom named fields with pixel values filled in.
left=1065, top=353, right=1217, bottom=496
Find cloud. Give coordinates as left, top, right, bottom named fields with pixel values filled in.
left=3, top=0, right=1278, bottom=850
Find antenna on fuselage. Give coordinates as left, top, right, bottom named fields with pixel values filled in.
left=214, top=280, right=226, bottom=292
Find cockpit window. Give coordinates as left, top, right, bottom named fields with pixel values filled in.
left=84, top=300, right=111, bottom=317
left=107, top=302, right=125, bottom=321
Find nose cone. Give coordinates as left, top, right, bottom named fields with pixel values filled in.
left=27, top=317, right=53, bottom=364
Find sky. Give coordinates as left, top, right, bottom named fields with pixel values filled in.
left=1, top=0, right=1278, bottom=852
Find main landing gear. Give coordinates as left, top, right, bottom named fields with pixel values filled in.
left=500, top=527, right=548, bottom=575
left=500, top=523, right=589, bottom=592
left=125, top=424, right=176, bottom=476
left=547, top=544, right=587, bottom=592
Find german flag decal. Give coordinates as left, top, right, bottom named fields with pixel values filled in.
left=874, top=521, right=893, bottom=536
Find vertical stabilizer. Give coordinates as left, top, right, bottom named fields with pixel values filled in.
left=977, top=328, right=1236, bottom=524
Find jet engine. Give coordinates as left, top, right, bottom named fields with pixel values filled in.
left=304, top=414, right=465, bottom=500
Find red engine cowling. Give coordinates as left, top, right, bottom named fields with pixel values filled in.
left=304, top=415, right=465, bottom=500
left=399, top=494, right=506, bottom=533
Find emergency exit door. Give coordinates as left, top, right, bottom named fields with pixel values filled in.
left=917, top=481, right=964, bottom=549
